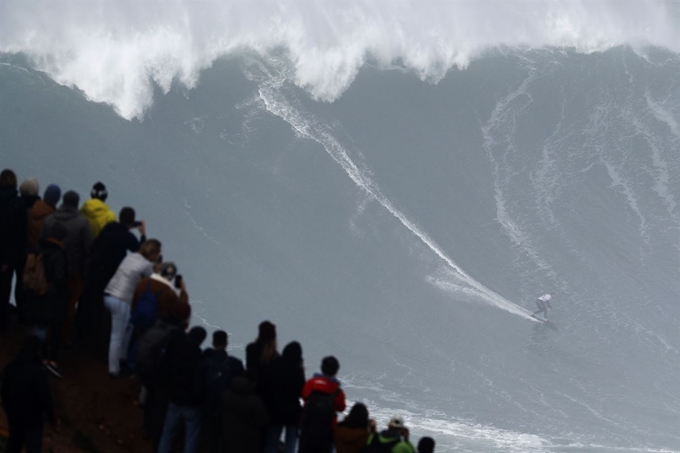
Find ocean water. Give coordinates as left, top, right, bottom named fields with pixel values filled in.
left=3, top=1, right=680, bottom=451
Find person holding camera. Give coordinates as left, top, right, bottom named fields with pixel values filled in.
left=131, top=261, right=189, bottom=332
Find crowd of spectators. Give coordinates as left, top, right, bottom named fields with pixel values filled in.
left=0, top=168, right=437, bottom=453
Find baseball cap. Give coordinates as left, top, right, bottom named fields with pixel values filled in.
left=388, top=415, right=404, bottom=429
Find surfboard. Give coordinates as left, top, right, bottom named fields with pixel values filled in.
left=530, top=314, right=549, bottom=322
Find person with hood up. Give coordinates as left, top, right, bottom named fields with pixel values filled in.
left=80, top=181, right=116, bottom=238
left=1, top=335, right=56, bottom=453
left=27, top=184, right=60, bottom=248
left=13, top=178, right=41, bottom=321
left=41, top=190, right=93, bottom=344
left=334, top=403, right=372, bottom=453
left=259, top=341, right=305, bottom=453
left=0, top=169, right=28, bottom=332
left=220, top=375, right=269, bottom=453
left=103, top=239, right=161, bottom=377
left=299, top=356, right=347, bottom=453
left=366, top=416, right=415, bottom=453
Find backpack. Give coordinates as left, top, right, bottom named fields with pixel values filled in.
left=366, top=433, right=400, bottom=453
left=23, top=252, right=48, bottom=296
left=130, top=280, right=168, bottom=331
left=204, top=354, right=231, bottom=415
left=299, top=389, right=340, bottom=449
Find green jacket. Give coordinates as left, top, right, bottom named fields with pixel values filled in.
left=367, top=430, right=415, bottom=453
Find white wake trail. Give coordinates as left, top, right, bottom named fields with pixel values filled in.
left=248, top=60, right=537, bottom=322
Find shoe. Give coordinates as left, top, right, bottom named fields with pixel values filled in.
left=45, top=362, right=64, bottom=379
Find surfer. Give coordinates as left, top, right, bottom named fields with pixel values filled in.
left=531, top=293, right=553, bottom=321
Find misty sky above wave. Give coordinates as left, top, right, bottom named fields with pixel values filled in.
left=1, top=0, right=679, bottom=119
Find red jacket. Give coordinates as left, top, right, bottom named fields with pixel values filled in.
left=302, top=374, right=346, bottom=423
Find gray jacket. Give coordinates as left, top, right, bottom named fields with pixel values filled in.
left=104, top=252, right=153, bottom=303
left=42, top=206, right=93, bottom=276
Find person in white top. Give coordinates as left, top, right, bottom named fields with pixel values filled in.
left=103, top=239, right=162, bottom=377
left=532, top=293, right=553, bottom=321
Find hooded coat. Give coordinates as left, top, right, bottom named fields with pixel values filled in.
left=80, top=198, right=116, bottom=238
left=42, top=205, right=93, bottom=276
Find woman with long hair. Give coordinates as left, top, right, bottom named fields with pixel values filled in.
left=245, top=320, right=279, bottom=380
left=260, top=341, right=305, bottom=453
left=334, top=403, right=373, bottom=453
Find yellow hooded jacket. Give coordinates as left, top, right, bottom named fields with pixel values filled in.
left=80, top=199, right=116, bottom=238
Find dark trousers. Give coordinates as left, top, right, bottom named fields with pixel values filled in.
left=7, top=422, right=43, bottom=453
left=204, top=414, right=221, bottom=453
left=144, top=387, right=170, bottom=452
left=77, top=281, right=110, bottom=361
left=0, top=267, right=14, bottom=330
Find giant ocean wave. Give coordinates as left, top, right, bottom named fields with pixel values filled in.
left=3, top=1, right=680, bottom=452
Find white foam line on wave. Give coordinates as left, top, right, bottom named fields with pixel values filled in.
left=248, top=59, right=537, bottom=322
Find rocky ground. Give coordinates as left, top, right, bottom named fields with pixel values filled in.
left=0, top=317, right=150, bottom=453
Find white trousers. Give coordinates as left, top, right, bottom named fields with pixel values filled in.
left=104, top=295, right=133, bottom=374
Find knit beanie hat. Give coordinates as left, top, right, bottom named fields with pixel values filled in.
left=62, top=190, right=80, bottom=209
left=19, top=178, right=39, bottom=197
left=258, top=320, right=276, bottom=342
left=43, top=184, right=61, bottom=206
left=91, top=182, right=108, bottom=201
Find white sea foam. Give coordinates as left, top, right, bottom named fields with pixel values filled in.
left=1, top=0, right=678, bottom=119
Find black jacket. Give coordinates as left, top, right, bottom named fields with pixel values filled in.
left=87, top=221, right=144, bottom=286
left=220, top=376, right=268, bottom=453
left=258, top=355, right=305, bottom=425
left=0, top=186, right=28, bottom=268
left=161, top=330, right=206, bottom=407
left=203, top=349, right=245, bottom=416
left=1, top=349, right=54, bottom=426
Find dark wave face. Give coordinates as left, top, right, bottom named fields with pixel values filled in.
left=3, top=23, right=680, bottom=453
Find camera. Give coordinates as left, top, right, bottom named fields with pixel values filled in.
left=174, top=274, right=183, bottom=289
left=132, top=220, right=142, bottom=228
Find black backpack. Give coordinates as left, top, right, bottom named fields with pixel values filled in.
left=204, top=354, right=231, bottom=415
left=366, top=433, right=400, bottom=453
left=299, top=390, right=340, bottom=450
